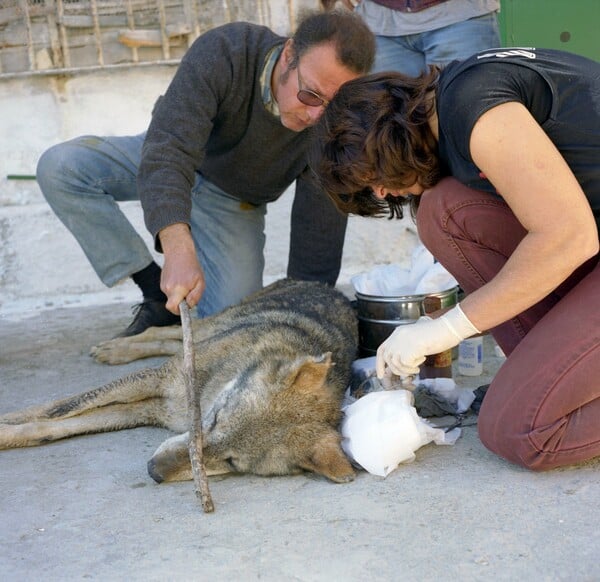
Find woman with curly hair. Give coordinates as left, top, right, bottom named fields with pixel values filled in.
left=314, top=47, right=600, bottom=471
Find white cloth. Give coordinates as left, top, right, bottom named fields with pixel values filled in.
left=351, top=245, right=457, bottom=297
left=341, top=390, right=461, bottom=477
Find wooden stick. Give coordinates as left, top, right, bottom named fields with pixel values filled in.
left=179, top=300, right=214, bottom=513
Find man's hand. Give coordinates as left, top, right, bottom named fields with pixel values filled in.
left=376, top=304, right=480, bottom=378
left=158, top=223, right=205, bottom=314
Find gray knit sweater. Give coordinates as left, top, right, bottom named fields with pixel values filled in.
left=138, top=22, right=347, bottom=285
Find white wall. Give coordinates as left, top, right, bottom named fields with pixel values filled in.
left=0, top=67, right=419, bottom=318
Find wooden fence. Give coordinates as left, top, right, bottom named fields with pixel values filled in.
left=0, top=0, right=310, bottom=77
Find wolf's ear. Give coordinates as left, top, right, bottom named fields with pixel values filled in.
left=288, top=352, right=333, bottom=392
left=298, top=427, right=355, bottom=483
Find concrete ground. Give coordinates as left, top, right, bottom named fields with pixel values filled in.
left=1, top=302, right=598, bottom=581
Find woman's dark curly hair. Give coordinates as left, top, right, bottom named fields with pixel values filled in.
left=312, top=67, right=442, bottom=220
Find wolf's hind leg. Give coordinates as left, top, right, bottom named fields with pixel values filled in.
left=0, top=365, right=168, bottom=425
left=0, top=400, right=164, bottom=449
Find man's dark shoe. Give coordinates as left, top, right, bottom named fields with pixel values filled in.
left=115, top=299, right=181, bottom=338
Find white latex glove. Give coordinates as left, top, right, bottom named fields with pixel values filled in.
left=376, top=304, right=480, bottom=379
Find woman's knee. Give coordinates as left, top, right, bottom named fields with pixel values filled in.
left=477, top=409, right=537, bottom=471
left=477, top=407, right=514, bottom=463
left=477, top=400, right=563, bottom=472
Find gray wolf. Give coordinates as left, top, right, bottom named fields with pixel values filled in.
left=0, top=279, right=358, bottom=483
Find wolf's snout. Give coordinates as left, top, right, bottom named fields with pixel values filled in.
left=147, top=459, right=164, bottom=483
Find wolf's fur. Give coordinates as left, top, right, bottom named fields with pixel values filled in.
left=0, top=279, right=359, bottom=483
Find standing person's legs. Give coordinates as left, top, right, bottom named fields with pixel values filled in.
left=189, top=175, right=266, bottom=318
left=36, top=133, right=153, bottom=286
left=417, top=178, right=600, bottom=470
left=371, top=35, right=426, bottom=76
left=420, top=12, right=501, bottom=68
left=371, top=12, right=500, bottom=76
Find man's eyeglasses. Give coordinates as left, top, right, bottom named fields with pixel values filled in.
left=296, top=63, right=330, bottom=108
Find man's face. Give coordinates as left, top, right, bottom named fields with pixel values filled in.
left=274, top=40, right=360, bottom=132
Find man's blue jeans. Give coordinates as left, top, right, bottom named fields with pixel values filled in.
left=36, top=133, right=266, bottom=317
left=372, top=13, right=501, bottom=76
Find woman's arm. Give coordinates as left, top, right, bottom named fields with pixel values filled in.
left=461, top=101, right=598, bottom=332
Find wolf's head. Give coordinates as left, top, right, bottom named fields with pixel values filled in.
left=148, top=352, right=355, bottom=484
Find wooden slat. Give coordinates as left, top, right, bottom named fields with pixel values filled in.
left=56, top=0, right=72, bottom=67
left=0, top=0, right=313, bottom=78
left=157, top=0, right=170, bottom=60
left=18, top=0, right=34, bottom=70
left=124, top=0, right=139, bottom=62
left=59, top=14, right=129, bottom=28
left=44, top=0, right=64, bottom=69
left=182, top=0, right=199, bottom=46
left=89, top=0, right=105, bottom=66
left=118, top=23, right=191, bottom=48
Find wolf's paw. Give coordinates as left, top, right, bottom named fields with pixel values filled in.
left=90, top=338, right=136, bottom=365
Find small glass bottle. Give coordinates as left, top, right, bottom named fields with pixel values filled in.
left=458, top=336, right=483, bottom=376
left=420, top=295, right=453, bottom=379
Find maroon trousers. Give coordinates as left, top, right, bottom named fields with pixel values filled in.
left=417, top=178, right=600, bottom=470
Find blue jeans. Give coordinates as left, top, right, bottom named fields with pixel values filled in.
left=36, top=133, right=266, bottom=317
left=372, top=13, right=501, bottom=76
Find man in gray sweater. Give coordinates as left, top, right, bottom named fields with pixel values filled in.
left=37, top=11, right=375, bottom=337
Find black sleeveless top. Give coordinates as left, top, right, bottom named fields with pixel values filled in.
left=436, top=47, right=600, bottom=230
